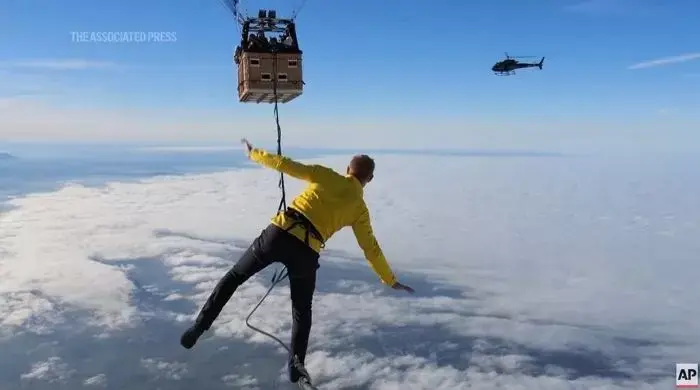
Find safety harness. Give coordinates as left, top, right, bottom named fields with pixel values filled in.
left=283, top=207, right=325, bottom=248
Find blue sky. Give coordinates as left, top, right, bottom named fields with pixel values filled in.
left=0, top=0, right=698, bottom=151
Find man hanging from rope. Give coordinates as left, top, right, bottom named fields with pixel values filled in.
left=179, top=138, right=415, bottom=384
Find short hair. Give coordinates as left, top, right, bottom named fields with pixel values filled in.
left=349, top=154, right=375, bottom=182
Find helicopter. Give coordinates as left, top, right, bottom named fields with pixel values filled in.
left=491, top=53, right=545, bottom=76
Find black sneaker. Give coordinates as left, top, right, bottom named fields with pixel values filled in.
left=288, top=355, right=311, bottom=384
left=179, top=326, right=203, bottom=349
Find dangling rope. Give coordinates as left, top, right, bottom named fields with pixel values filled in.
left=244, top=49, right=293, bottom=348
left=244, top=268, right=290, bottom=353
left=273, top=52, right=287, bottom=214
left=242, top=42, right=317, bottom=390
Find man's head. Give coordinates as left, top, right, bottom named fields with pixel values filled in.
left=347, top=154, right=375, bottom=186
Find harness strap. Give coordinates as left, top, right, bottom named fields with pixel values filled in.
left=283, top=208, right=325, bottom=248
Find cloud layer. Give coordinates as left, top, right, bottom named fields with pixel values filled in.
left=1, top=153, right=698, bottom=389
left=565, top=0, right=661, bottom=16
left=0, top=59, right=120, bottom=71
left=628, top=53, right=700, bottom=69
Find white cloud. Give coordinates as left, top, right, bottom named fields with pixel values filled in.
left=0, top=98, right=696, bottom=153
left=565, top=0, right=659, bottom=16
left=0, top=70, right=70, bottom=102
left=140, top=358, right=188, bottom=380
left=0, top=98, right=289, bottom=146
left=0, top=290, right=66, bottom=338
left=628, top=53, right=700, bottom=70
left=0, top=95, right=697, bottom=153
left=567, top=0, right=621, bottom=13
left=83, top=373, right=107, bottom=386
left=222, top=373, right=260, bottom=388
left=657, top=107, right=678, bottom=115
left=304, top=351, right=660, bottom=389
left=1, top=153, right=699, bottom=388
left=136, top=145, right=243, bottom=153
left=0, top=59, right=120, bottom=71
left=20, top=356, right=75, bottom=382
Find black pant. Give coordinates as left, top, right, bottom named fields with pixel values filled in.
left=193, top=224, right=320, bottom=364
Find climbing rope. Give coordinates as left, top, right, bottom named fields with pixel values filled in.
left=243, top=50, right=317, bottom=390
left=244, top=267, right=290, bottom=354
left=272, top=51, right=287, bottom=214
left=243, top=48, right=295, bottom=358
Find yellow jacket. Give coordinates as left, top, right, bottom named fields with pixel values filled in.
left=249, top=148, right=397, bottom=286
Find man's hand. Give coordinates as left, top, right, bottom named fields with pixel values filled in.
left=391, top=281, right=415, bottom=294
left=241, top=138, right=253, bottom=157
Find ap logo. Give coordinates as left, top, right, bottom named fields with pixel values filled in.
left=677, top=363, right=699, bottom=388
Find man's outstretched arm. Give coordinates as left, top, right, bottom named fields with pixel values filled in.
left=246, top=144, right=330, bottom=183
left=351, top=207, right=398, bottom=287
